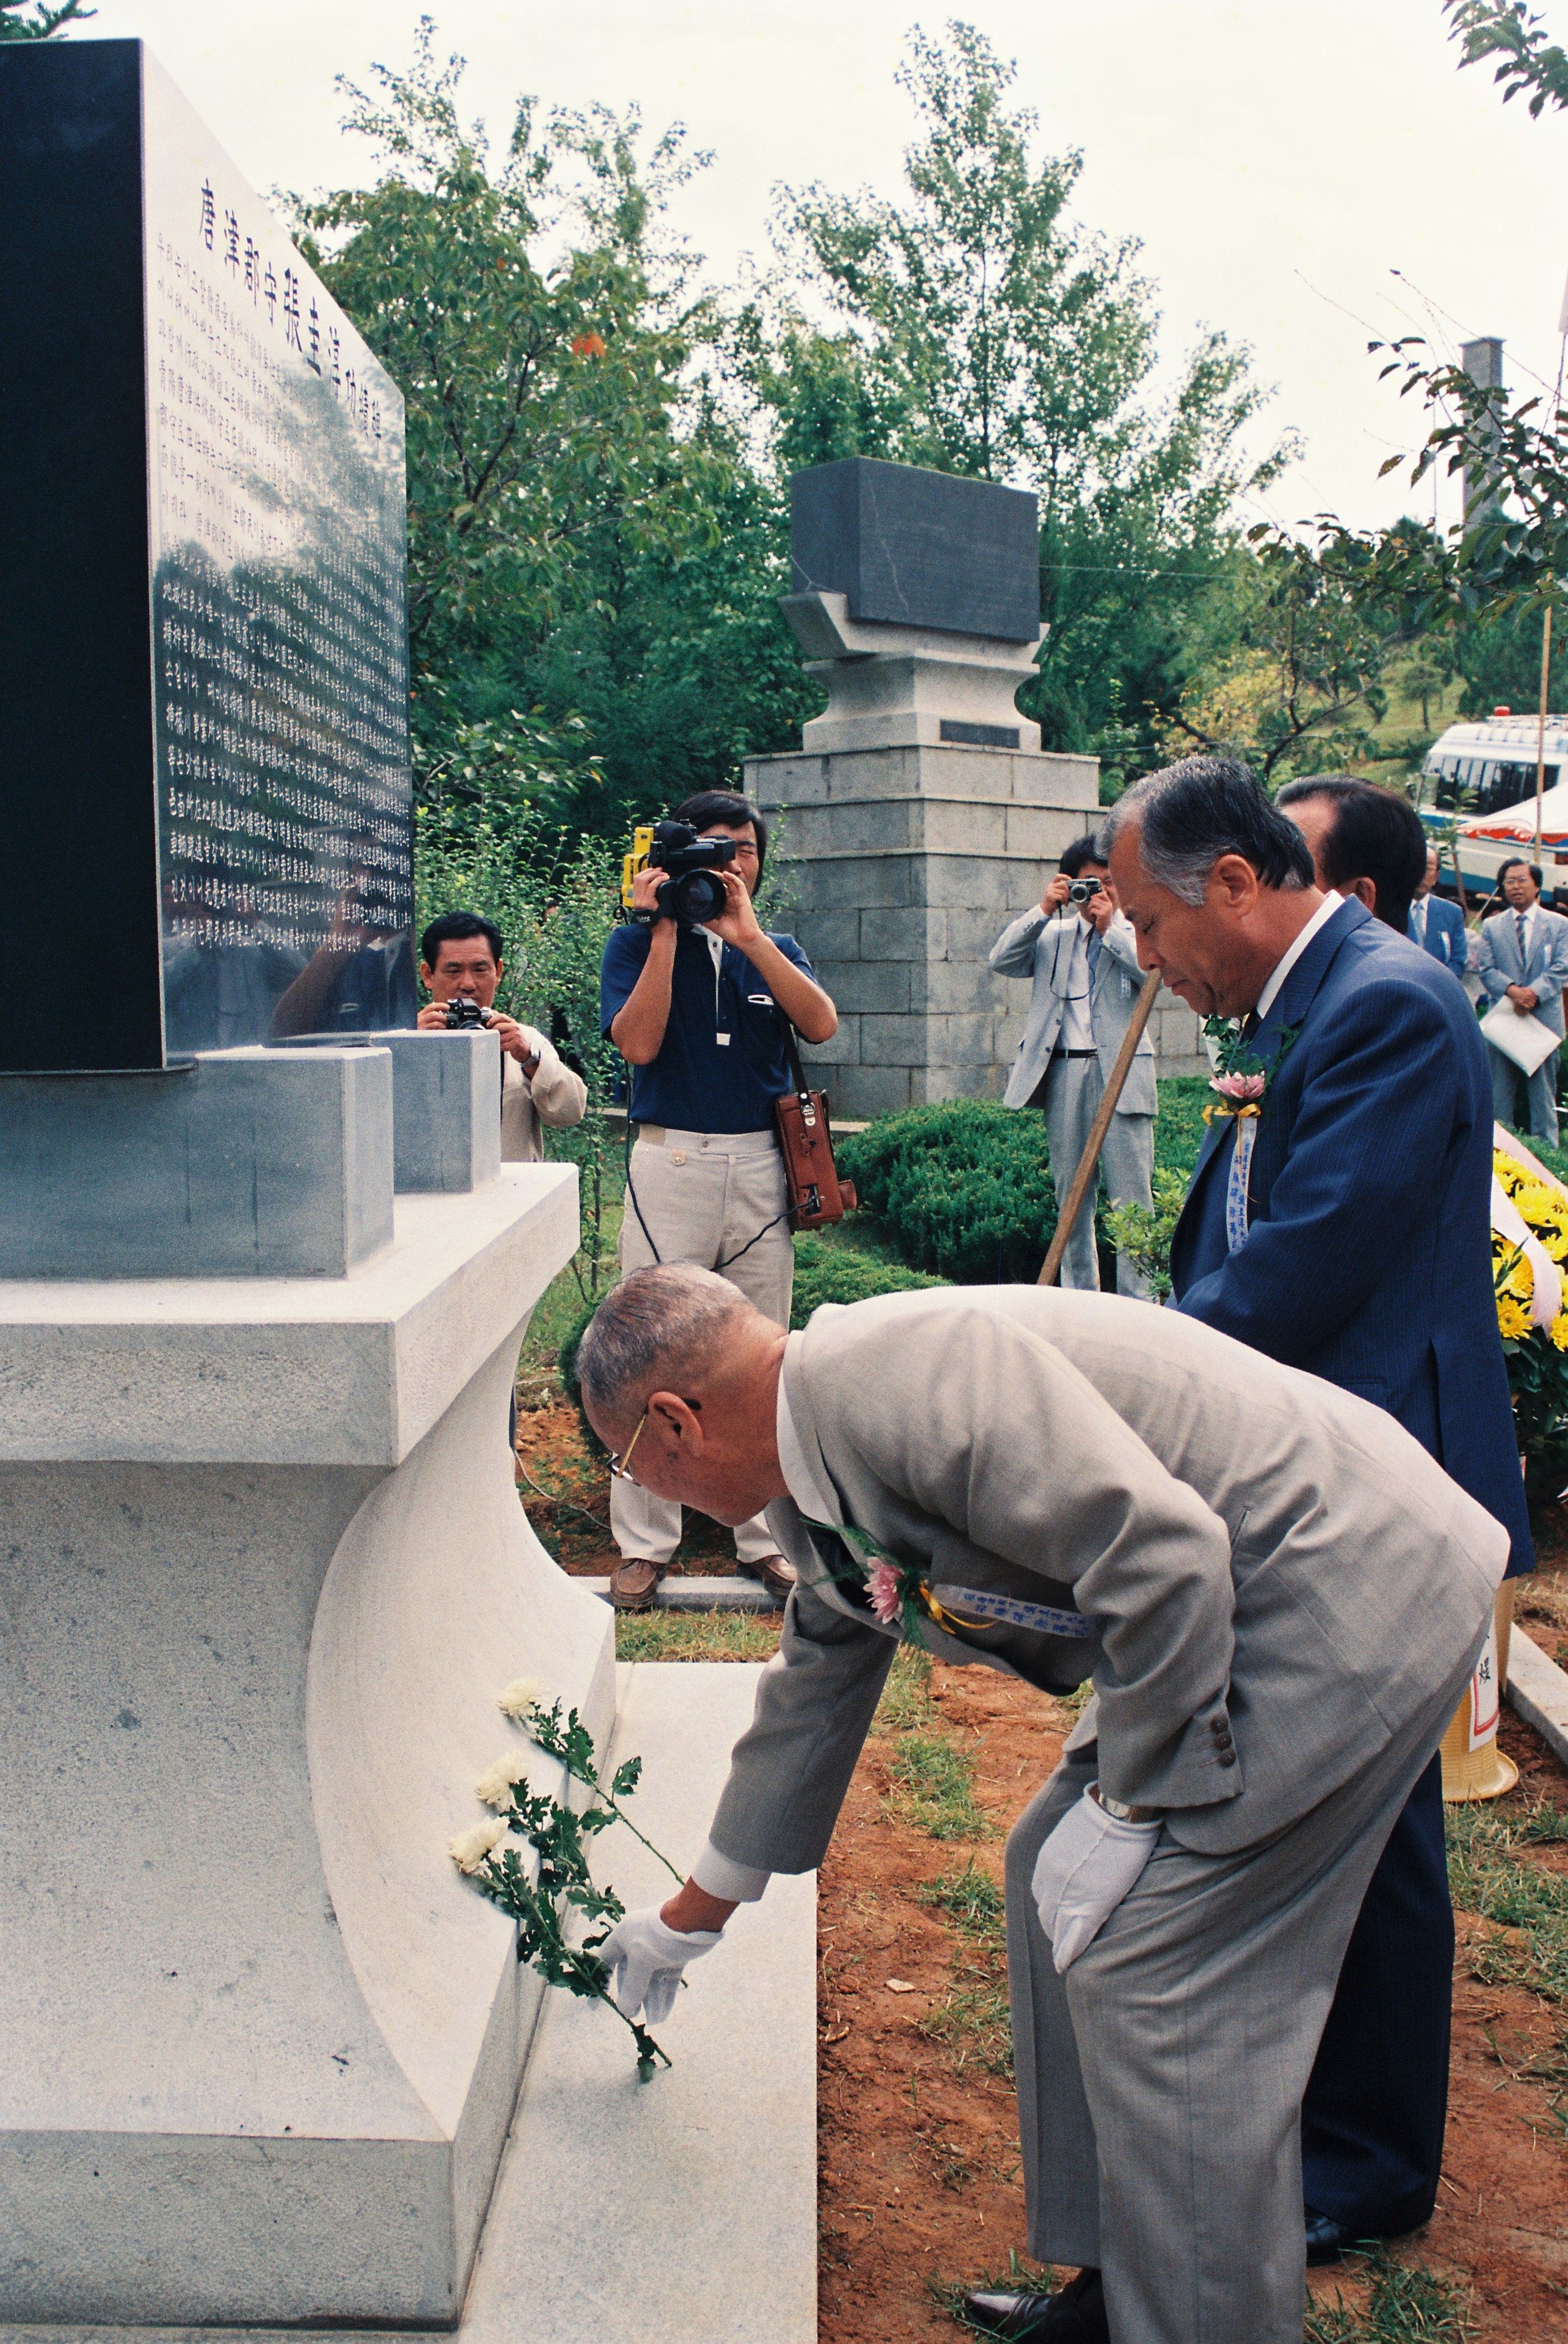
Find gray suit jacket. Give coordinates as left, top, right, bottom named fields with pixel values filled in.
left=707, top=1288, right=1505, bottom=1873
left=989, top=908, right=1156, bottom=1113
left=1475, top=903, right=1568, bottom=1038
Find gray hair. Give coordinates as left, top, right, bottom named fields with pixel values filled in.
left=1099, top=755, right=1314, bottom=905
left=576, top=1264, right=755, bottom=1429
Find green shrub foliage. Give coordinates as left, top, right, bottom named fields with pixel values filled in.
left=835, top=1103, right=1059, bottom=1282
left=789, top=1234, right=946, bottom=1325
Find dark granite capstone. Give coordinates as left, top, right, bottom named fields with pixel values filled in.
left=789, top=457, right=1039, bottom=645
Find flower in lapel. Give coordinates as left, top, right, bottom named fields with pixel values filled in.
left=866, top=1559, right=903, bottom=1625
left=1200, top=1018, right=1302, bottom=1254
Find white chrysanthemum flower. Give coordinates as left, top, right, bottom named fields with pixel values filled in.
left=448, top=1818, right=507, bottom=1875
left=497, top=1675, right=550, bottom=1723
left=474, top=1752, right=532, bottom=1809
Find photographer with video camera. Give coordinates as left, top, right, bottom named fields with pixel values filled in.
left=600, top=790, right=838, bottom=1610
left=989, top=833, right=1157, bottom=1294
left=416, top=911, right=587, bottom=1162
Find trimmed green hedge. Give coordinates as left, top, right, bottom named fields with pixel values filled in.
left=789, top=1231, right=946, bottom=1323
left=835, top=1101, right=1059, bottom=1282
left=834, top=1080, right=1215, bottom=1287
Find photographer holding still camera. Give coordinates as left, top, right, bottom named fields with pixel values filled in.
left=600, top=790, right=838, bottom=1610
left=416, top=911, right=587, bottom=1162
left=989, top=833, right=1157, bottom=1295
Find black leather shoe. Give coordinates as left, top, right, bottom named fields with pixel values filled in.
left=1304, top=2206, right=1396, bottom=2266
left=962, top=2268, right=1108, bottom=2341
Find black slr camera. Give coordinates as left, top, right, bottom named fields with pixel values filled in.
left=1067, top=876, right=1103, bottom=905
left=639, top=820, right=736, bottom=926
left=444, top=995, right=494, bottom=1030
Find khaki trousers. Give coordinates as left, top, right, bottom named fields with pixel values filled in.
left=611, top=1127, right=793, bottom=1567
left=1003, top=1641, right=1478, bottom=2344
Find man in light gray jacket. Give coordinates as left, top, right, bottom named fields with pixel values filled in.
left=1474, top=856, right=1568, bottom=1143
left=989, top=835, right=1155, bottom=1293
left=580, top=1267, right=1505, bottom=2344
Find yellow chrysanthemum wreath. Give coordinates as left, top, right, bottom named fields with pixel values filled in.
left=1494, top=1150, right=1568, bottom=1352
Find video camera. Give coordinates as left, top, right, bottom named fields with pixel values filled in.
left=621, top=821, right=736, bottom=927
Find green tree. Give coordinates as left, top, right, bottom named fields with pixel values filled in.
left=1444, top=0, right=1568, bottom=111
left=300, top=21, right=815, bottom=845
left=750, top=20, right=1287, bottom=773
left=0, top=1, right=91, bottom=36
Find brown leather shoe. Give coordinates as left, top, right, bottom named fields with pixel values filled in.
left=740, top=1553, right=797, bottom=1602
left=609, top=1558, right=665, bottom=1612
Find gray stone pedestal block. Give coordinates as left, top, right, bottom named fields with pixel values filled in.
left=0, top=1168, right=615, bottom=2325
left=748, top=739, right=1100, bottom=1117
left=382, top=1030, right=503, bottom=1193
left=0, top=1047, right=394, bottom=1279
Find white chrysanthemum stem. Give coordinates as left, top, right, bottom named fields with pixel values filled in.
left=497, top=1676, right=550, bottom=1724
left=448, top=1818, right=507, bottom=1875
left=474, top=1752, right=532, bottom=1809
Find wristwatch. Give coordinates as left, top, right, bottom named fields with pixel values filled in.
left=1090, top=1782, right=1163, bottom=1825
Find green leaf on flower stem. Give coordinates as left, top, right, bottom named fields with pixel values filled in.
left=611, top=1756, right=643, bottom=1795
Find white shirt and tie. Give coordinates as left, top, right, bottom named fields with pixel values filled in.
left=1058, top=914, right=1103, bottom=1051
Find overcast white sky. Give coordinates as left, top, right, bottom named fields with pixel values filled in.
left=77, top=0, right=1568, bottom=536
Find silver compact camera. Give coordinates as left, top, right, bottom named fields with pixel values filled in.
left=1067, top=876, right=1103, bottom=905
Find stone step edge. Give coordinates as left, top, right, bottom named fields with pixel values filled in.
left=574, top=1574, right=779, bottom=1613
left=1508, top=1624, right=1568, bottom=1770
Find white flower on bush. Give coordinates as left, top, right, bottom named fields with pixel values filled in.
left=474, top=1751, right=533, bottom=1809
left=449, top=1817, right=508, bottom=1875
left=498, top=1676, right=550, bottom=1724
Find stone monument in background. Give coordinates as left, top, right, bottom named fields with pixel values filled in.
left=745, top=458, right=1206, bottom=1113
left=0, top=41, right=612, bottom=2327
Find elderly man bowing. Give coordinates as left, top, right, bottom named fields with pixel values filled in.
left=580, top=1266, right=1504, bottom=2344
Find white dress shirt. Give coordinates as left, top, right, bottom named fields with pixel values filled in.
left=1255, top=891, right=1343, bottom=1024
left=1059, top=917, right=1097, bottom=1051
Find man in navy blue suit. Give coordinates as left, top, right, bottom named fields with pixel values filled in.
left=1408, top=844, right=1469, bottom=973
left=1105, top=756, right=1531, bottom=2268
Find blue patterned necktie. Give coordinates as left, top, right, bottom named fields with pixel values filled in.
left=1086, top=925, right=1102, bottom=985
left=1518, top=911, right=1529, bottom=967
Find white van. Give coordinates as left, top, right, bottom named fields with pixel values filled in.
left=1414, top=713, right=1568, bottom=905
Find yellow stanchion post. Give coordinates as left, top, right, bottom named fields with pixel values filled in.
left=1440, top=1581, right=1518, bottom=1803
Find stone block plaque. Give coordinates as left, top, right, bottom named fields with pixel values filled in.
left=790, top=457, right=1039, bottom=644
left=0, top=39, right=414, bottom=1072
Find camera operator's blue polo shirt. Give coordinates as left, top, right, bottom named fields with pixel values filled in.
left=600, top=921, right=816, bottom=1133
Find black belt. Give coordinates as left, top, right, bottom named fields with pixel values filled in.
left=1052, top=1048, right=1098, bottom=1059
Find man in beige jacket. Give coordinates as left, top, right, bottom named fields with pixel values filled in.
left=416, top=911, right=586, bottom=1160
left=577, top=1267, right=1504, bottom=2344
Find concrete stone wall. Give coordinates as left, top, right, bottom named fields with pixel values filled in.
left=748, top=741, right=1207, bottom=1115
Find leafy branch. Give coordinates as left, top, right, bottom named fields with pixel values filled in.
left=499, top=1683, right=684, bottom=1883
left=455, top=1794, right=669, bottom=2082
left=0, top=0, right=93, bottom=38
left=1444, top=0, right=1568, bottom=117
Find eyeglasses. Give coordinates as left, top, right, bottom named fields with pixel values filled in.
left=608, top=1408, right=649, bottom=1484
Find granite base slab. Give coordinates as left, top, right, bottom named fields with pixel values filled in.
left=0, top=1660, right=816, bottom=2344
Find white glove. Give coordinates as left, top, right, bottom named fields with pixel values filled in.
left=596, top=1906, right=724, bottom=2023
left=1031, top=1788, right=1162, bottom=1975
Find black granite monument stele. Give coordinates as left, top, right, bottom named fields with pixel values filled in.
left=0, top=39, right=414, bottom=1073
left=789, top=456, right=1039, bottom=645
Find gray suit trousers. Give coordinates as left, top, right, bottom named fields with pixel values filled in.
left=1035, top=1058, right=1153, bottom=1296
left=1005, top=1644, right=1477, bottom=2344
left=1489, top=1041, right=1561, bottom=1148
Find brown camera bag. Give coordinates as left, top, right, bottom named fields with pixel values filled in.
left=774, top=1018, right=858, bottom=1230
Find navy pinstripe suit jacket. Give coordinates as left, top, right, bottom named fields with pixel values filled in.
left=1170, top=896, right=1532, bottom=1575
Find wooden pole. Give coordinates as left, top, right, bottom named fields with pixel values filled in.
left=1038, top=973, right=1164, bottom=1288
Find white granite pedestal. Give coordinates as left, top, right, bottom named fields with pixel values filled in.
left=0, top=1141, right=614, bottom=2326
